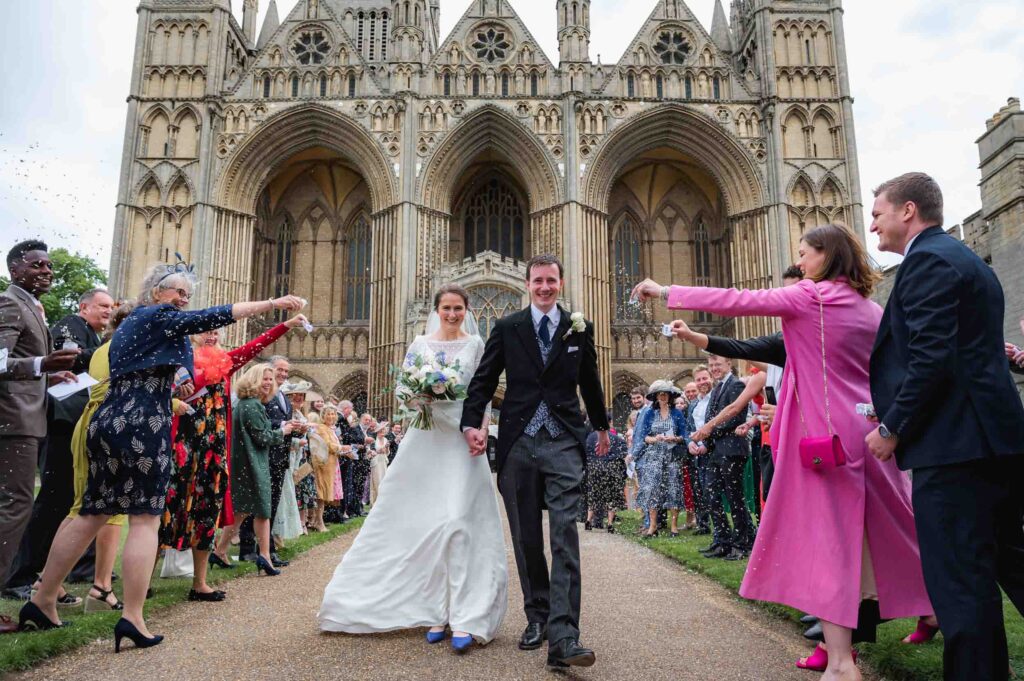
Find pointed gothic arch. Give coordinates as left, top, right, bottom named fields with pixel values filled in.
left=216, top=104, right=396, bottom=214
left=418, top=104, right=562, bottom=212
left=582, top=103, right=765, bottom=216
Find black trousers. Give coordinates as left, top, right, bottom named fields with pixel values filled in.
left=685, top=453, right=710, bottom=531
left=759, top=444, right=775, bottom=503
left=239, top=450, right=289, bottom=557
left=912, top=456, right=1024, bottom=681
left=6, top=422, right=97, bottom=588
left=498, top=429, right=584, bottom=647
left=347, top=459, right=370, bottom=515
left=706, top=455, right=755, bottom=551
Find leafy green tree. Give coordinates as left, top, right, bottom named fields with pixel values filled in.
left=0, top=249, right=108, bottom=322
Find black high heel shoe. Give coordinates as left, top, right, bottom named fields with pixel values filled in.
left=114, top=618, right=164, bottom=653
left=18, top=601, right=67, bottom=631
left=255, top=555, right=281, bottom=576
left=208, top=552, right=235, bottom=569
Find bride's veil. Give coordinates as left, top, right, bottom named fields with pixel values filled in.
left=425, top=309, right=480, bottom=337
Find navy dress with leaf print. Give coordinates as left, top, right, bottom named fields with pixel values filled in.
left=80, top=303, right=235, bottom=516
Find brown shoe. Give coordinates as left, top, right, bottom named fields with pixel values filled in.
left=0, top=614, right=18, bottom=634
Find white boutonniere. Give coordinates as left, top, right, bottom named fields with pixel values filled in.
left=563, top=311, right=587, bottom=340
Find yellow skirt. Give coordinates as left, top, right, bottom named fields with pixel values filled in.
left=67, top=402, right=126, bottom=527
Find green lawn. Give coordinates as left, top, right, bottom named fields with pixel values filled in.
left=615, top=511, right=1023, bottom=681
left=0, top=517, right=362, bottom=674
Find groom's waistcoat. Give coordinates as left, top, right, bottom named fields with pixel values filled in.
left=460, top=306, right=609, bottom=473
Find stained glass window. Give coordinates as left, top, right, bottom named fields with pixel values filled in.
left=468, top=285, right=521, bottom=339
left=346, top=214, right=371, bottom=320
left=292, top=30, right=330, bottom=65
left=653, top=31, right=691, bottom=65
left=462, top=177, right=525, bottom=260
left=612, top=214, right=643, bottom=321
left=274, top=217, right=293, bottom=321
left=472, top=27, right=511, bottom=63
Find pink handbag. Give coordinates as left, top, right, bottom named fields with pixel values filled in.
left=793, top=286, right=849, bottom=471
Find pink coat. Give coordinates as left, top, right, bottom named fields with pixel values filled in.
left=668, top=279, right=933, bottom=627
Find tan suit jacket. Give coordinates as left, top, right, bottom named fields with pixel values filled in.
left=0, top=286, right=51, bottom=437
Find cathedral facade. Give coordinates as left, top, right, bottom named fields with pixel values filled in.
left=109, top=0, right=863, bottom=423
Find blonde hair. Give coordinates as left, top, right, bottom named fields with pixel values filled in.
left=320, top=405, right=338, bottom=426
left=307, top=412, right=323, bottom=425
left=235, top=363, right=274, bottom=401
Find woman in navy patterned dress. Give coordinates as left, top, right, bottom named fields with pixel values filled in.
left=21, top=260, right=303, bottom=653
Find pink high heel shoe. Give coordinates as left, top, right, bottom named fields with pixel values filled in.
left=796, top=644, right=858, bottom=672
left=903, top=619, right=940, bottom=644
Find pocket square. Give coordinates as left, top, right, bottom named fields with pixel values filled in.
left=568, top=346, right=579, bottom=353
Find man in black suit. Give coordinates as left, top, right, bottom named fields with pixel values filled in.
left=461, top=254, right=609, bottom=671
left=698, top=354, right=755, bottom=561
left=865, top=172, right=1024, bottom=681
left=3, top=289, right=112, bottom=597
left=239, top=355, right=297, bottom=565
left=334, top=400, right=363, bottom=519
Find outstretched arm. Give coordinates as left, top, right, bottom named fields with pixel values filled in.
left=632, top=278, right=809, bottom=320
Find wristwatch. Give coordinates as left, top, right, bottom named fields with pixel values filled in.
left=878, top=423, right=897, bottom=440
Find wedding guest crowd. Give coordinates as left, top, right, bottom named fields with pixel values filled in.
left=2, top=169, right=1022, bottom=680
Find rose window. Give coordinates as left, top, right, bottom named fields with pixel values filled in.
left=472, top=28, right=511, bottom=63
left=653, top=31, right=691, bottom=65
left=292, top=30, right=330, bottom=65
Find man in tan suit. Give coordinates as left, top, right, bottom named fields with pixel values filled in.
left=0, top=240, right=77, bottom=633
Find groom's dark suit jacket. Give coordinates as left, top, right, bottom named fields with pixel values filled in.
left=461, top=306, right=609, bottom=473
left=869, top=226, right=1024, bottom=470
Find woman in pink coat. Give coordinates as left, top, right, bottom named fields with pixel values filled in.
left=633, top=224, right=934, bottom=681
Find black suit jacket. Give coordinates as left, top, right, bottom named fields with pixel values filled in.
left=50, top=314, right=102, bottom=423
left=704, top=373, right=749, bottom=459
left=461, top=306, right=609, bottom=473
left=869, top=226, right=1024, bottom=470
left=264, top=391, right=294, bottom=467
left=706, top=332, right=787, bottom=368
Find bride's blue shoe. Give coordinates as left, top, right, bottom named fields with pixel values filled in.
left=426, top=628, right=447, bottom=644
left=451, top=634, right=474, bottom=653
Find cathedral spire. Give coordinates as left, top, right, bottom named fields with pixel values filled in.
left=257, top=0, right=279, bottom=50
left=242, top=0, right=258, bottom=44
left=710, top=0, right=733, bottom=53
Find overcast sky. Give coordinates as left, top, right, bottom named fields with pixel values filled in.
left=1, top=0, right=1021, bottom=276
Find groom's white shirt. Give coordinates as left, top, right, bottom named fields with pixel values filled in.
left=531, top=303, right=560, bottom=339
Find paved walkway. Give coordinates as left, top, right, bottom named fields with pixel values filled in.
left=16, top=510, right=848, bottom=681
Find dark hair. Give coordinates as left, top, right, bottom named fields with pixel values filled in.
left=6, top=239, right=48, bottom=269
left=800, top=223, right=880, bottom=298
left=706, top=354, right=733, bottom=365
left=525, top=254, right=564, bottom=280
left=873, top=172, right=944, bottom=227
left=433, top=283, right=470, bottom=309
left=782, top=265, right=804, bottom=281
left=630, top=385, right=648, bottom=397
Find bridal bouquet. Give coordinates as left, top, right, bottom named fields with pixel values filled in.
left=390, top=350, right=468, bottom=431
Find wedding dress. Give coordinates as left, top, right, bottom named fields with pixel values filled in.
left=318, top=334, right=509, bottom=642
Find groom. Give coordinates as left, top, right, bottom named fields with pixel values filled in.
left=462, top=254, right=610, bottom=670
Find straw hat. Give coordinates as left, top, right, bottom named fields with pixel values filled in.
left=646, top=380, right=682, bottom=402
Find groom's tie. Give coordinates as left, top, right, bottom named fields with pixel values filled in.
left=524, top=314, right=563, bottom=438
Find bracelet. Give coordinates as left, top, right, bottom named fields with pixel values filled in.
left=661, top=286, right=670, bottom=300
left=267, top=298, right=275, bottom=311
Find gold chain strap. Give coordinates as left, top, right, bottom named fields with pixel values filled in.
left=790, top=286, right=833, bottom=437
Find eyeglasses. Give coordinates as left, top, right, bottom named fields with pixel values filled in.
left=160, top=286, right=191, bottom=300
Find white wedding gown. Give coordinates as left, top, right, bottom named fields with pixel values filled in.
left=318, top=335, right=509, bottom=642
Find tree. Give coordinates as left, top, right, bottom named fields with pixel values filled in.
left=0, top=249, right=108, bottom=322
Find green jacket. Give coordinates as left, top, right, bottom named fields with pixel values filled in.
left=230, top=397, right=284, bottom=518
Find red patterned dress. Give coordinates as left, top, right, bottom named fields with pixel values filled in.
left=161, top=324, right=289, bottom=551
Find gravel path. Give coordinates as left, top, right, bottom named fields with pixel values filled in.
left=15, top=509, right=850, bottom=681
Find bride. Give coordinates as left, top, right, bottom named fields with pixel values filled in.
left=318, top=284, right=508, bottom=651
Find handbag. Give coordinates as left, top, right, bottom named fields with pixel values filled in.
left=792, top=286, right=849, bottom=471
left=292, top=461, right=313, bottom=483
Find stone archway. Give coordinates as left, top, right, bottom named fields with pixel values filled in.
left=217, top=104, right=396, bottom=213
left=582, top=103, right=766, bottom=216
